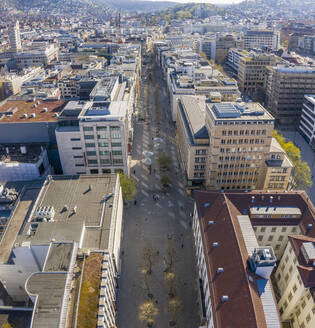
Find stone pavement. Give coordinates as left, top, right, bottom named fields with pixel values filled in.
left=116, top=56, right=200, bottom=327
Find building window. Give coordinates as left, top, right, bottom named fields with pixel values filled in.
left=99, top=151, right=109, bottom=156
left=275, top=244, right=280, bottom=250
left=97, top=134, right=107, bottom=139
left=112, top=150, right=122, bottom=155
left=90, top=169, right=99, bottom=174
left=288, top=292, right=293, bottom=302
left=278, top=235, right=284, bottom=241
left=87, top=151, right=96, bottom=156
left=84, top=135, right=94, bottom=140
left=281, top=227, right=287, bottom=232
left=70, top=138, right=80, bottom=141
left=75, top=164, right=84, bottom=167
left=113, top=159, right=123, bottom=164
left=88, top=160, right=98, bottom=165
left=73, top=155, right=83, bottom=159
left=302, top=300, right=306, bottom=309
left=258, top=235, right=263, bottom=241
left=96, top=126, right=107, bottom=131
left=291, top=227, right=297, bottom=233
left=268, top=235, right=274, bottom=242
left=271, top=227, right=277, bottom=232
left=289, top=266, right=293, bottom=273
left=85, top=143, right=95, bottom=148
left=100, top=159, right=110, bottom=165
left=284, top=274, right=289, bottom=283
left=110, top=126, right=120, bottom=130
left=261, top=227, right=266, bottom=233
left=83, top=126, right=93, bottom=131
left=72, top=147, right=82, bottom=150
left=99, top=142, right=108, bottom=147
left=111, top=142, right=122, bottom=147
left=306, top=314, right=311, bottom=323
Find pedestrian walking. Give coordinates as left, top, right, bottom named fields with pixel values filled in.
left=133, top=169, right=136, bottom=174
left=181, top=244, right=184, bottom=248
left=134, top=200, right=137, bottom=205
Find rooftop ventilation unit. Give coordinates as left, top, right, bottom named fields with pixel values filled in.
left=221, top=295, right=229, bottom=302
left=53, top=113, right=59, bottom=117
left=42, top=107, right=48, bottom=112
left=35, top=206, right=55, bottom=222
left=22, top=113, right=28, bottom=118
left=20, top=146, right=27, bottom=154
left=30, top=113, right=36, bottom=118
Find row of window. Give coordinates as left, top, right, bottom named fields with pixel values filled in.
left=216, top=178, right=257, bottom=184
left=87, top=159, right=123, bottom=165
left=222, top=129, right=267, bottom=136
left=219, top=163, right=254, bottom=168
left=84, top=133, right=121, bottom=140
left=221, top=138, right=265, bottom=145
left=218, top=171, right=260, bottom=177
left=83, top=126, right=120, bottom=131
left=195, top=149, right=206, bottom=155
left=85, top=142, right=122, bottom=148
left=86, top=150, right=122, bottom=156
left=218, top=148, right=264, bottom=158
left=268, top=183, right=285, bottom=189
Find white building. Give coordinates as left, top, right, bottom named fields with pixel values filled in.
left=9, top=21, right=22, bottom=52
left=299, top=95, right=315, bottom=146
left=244, top=30, right=280, bottom=50
left=56, top=100, right=129, bottom=175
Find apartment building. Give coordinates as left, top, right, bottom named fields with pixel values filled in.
left=193, top=190, right=281, bottom=328
left=56, top=100, right=129, bottom=175
left=244, top=30, right=280, bottom=50
left=226, top=48, right=247, bottom=72
left=193, top=189, right=315, bottom=328
left=176, top=96, right=208, bottom=186
left=274, top=235, right=315, bottom=328
left=204, top=102, right=274, bottom=190
left=265, top=65, right=315, bottom=125
left=237, top=52, right=278, bottom=97
left=299, top=95, right=315, bottom=145
left=0, top=174, right=123, bottom=328
left=215, top=34, right=242, bottom=64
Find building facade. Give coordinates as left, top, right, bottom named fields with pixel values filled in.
left=244, top=30, right=280, bottom=50
left=299, top=95, right=315, bottom=145
left=9, top=21, right=22, bottom=52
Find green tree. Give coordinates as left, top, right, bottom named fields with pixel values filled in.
left=157, top=153, right=172, bottom=169
left=160, top=175, right=172, bottom=188
left=273, top=130, right=312, bottom=190
left=291, top=160, right=312, bottom=190
left=119, top=173, right=137, bottom=202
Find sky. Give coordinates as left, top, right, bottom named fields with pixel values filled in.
left=149, top=0, right=243, bottom=4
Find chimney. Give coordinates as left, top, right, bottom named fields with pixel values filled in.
left=217, top=267, right=224, bottom=274
left=221, top=295, right=229, bottom=302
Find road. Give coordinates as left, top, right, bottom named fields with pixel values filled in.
left=116, top=53, right=200, bottom=327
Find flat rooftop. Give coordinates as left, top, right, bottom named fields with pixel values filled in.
left=43, top=243, right=74, bottom=272
left=207, top=102, right=274, bottom=121
left=0, top=100, right=66, bottom=123
left=0, top=144, right=46, bottom=164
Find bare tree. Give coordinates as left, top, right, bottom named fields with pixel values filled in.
left=139, top=301, right=159, bottom=327
left=142, top=246, right=157, bottom=275
left=168, top=298, right=181, bottom=326
left=163, top=243, right=176, bottom=273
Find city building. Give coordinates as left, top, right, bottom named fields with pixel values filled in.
left=56, top=100, right=129, bottom=175
left=274, top=235, right=315, bottom=328
left=237, top=51, right=279, bottom=98
left=299, top=95, right=315, bottom=146
left=0, top=174, right=123, bottom=328
left=176, top=96, right=208, bottom=187
left=0, top=144, right=50, bottom=181
left=265, top=65, right=315, bottom=125
left=204, top=101, right=275, bottom=190
left=215, top=34, right=242, bottom=64
left=9, top=21, right=22, bottom=53
left=176, top=97, right=292, bottom=190
left=193, top=189, right=315, bottom=328
left=244, top=30, right=280, bottom=50
left=193, top=190, right=281, bottom=328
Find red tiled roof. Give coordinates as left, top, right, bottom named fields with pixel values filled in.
left=194, top=189, right=315, bottom=327
left=0, top=100, right=66, bottom=123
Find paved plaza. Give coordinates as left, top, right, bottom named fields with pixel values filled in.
left=116, top=56, right=200, bottom=327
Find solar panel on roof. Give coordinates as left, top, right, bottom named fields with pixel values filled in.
left=212, top=103, right=240, bottom=118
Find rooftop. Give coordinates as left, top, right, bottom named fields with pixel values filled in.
left=0, top=144, right=46, bottom=164
left=207, top=102, right=274, bottom=121
left=0, top=100, right=66, bottom=123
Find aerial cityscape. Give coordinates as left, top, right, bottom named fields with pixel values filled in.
left=0, top=0, right=314, bottom=327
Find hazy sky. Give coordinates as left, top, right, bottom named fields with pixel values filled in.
left=149, top=0, right=243, bottom=3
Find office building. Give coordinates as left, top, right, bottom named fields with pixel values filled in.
left=299, top=95, right=315, bottom=145
left=215, top=35, right=242, bottom=64
left=9, top=21, right=22, bottom=52
left=56, top=100, right=129, bottom=175
left=244, top=30, right=280, bottom=50
left=0, top=174, right=123, bottom=328
left=204, top=101, right=274, bottom=190
left=237, top=52, right=278, bottom=97
left=176, top=97, right=292, bottom=190
left=265, top=65, right=315, bottom=125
